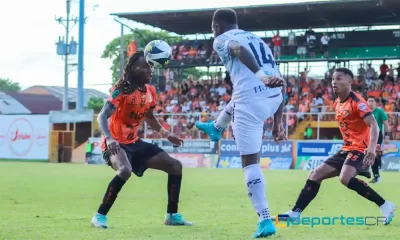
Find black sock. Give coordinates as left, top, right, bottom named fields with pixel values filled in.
left=347, top=177, right=385, bottom=207
left=167, top=175, right=182, bottom=214
left=372, top=156, right=380, bottom=178
left=97, top=175, right=126, bottom=215
left=292, top=179, right=320, bottom=213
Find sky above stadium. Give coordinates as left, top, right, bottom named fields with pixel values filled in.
left=0, top=0, right=327, bottom=93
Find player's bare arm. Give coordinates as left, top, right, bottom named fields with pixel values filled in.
left=228, top=41, right=283, bottom=88
left=98, top=101, right=119, bottom=155
left=363, top=114, right=379, bottom=165
left=145, top=109, right=184, bottom=146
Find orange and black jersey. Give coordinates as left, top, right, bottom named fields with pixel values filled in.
left=101, top=84, right=157, bottom=151
left=333, top=91, right=372, bottom=153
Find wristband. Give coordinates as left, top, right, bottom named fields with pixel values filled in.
left=159, top=128, right=170, bottom=138
left=255, top=70, right=267, bottom=79
left=385, top=132, right=390, bottom=137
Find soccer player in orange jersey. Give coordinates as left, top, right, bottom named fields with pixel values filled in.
left=275, top=68, right=395, bottom=224
left=91, top=51, right=192, bottom=228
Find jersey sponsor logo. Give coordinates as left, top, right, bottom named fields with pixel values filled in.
left=129, top=111, right=146, bottom=121
left=112, top=89, right=120, bottom=99
left=358, top=103, right=368, bottom=112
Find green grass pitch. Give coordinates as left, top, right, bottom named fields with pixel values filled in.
left=0, top=162, right=398, bottom=240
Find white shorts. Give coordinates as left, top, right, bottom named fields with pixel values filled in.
left=231, top=93, right=282, bottom=155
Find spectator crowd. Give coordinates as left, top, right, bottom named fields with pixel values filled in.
left=139, top=61, right=400, bottom=141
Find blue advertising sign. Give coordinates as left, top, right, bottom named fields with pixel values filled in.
left=217, top=156, right=242, bottom=168
left=217, top=155, right=292, bottom=170
left=220, top=140, right=293, bottom=158
left=297, top=141, right=400, bottom=159
left=297, top=141, right=343, bottom=157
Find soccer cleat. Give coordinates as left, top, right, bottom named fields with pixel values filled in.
left=272, top=210, right=300, bottom=221
left=253, top=219, right=276, bottom=238
left=370, top=177, right=380, bottom=183
left=380, top=201, right=396, bottom=225
left=164, top=213, right=193, bottom=226
left=91, top=213, right=108, bottom=229
left=195, top=121, right=222, bottom=142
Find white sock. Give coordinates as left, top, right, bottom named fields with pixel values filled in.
left=244, top=164, right=270, bottom=222
left=214, top=103, right=233, bottom=131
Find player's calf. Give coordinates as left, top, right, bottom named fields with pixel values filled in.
left=91, top=151, right=131, bottom=229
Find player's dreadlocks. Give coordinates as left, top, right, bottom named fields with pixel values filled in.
left=114, top=50, right=145, bottom=94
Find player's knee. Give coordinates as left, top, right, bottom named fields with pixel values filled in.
left=170, top=158, right=182, bottom=175
left=117, top=165, right=132, bottom=181
left=339, top=175, right=351, bottom=186
left=308, top=170, right=322, bottom=183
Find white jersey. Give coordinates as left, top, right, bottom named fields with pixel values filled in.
left=213, top=29, right=281, bottom=102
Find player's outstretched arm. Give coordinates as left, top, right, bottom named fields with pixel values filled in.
left=97, top=101, right=116, bottom=140
left=364, top=115, right=379, bottom=152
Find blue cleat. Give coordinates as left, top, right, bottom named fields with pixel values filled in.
left=164, top=213, right=193, bottom=226
left=195, top=120, right=222, bottom=142
left=253, top=219, right=276, bottom=238
left=91, top=213, right=108, bottom=229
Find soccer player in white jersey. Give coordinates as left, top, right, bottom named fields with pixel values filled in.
left=196, top=8, right=286, bottom=238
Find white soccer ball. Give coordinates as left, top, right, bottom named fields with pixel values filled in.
left=144, top=40, right=172, bottom=68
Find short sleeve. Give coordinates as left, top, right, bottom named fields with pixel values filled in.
left=354, top=101, right=372, bottom=119
left=213, top=35, right=234, bottom=60
left=149, top=85, right=157, bottom=109
left=381, top=109, right=389, bottom=121
left=108, top=87, right=123, bottom=108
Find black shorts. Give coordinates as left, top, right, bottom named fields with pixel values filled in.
left=102, top=139, right=164, bottom=177
left=324, top=150, right=366, bottom=173
left=85, top=152, right=92, bottom=158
